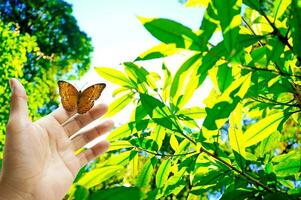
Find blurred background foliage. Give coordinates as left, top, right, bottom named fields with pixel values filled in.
left=0, top=0, right=301, bottom=199
left=0, top=0, right=93, bottom=156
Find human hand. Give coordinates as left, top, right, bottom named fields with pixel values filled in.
left=0, top=79, right=114, bottom=200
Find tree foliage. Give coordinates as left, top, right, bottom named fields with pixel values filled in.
left=0, top=0, right=93, bottom=79
left=69, top=0, right=301, bottom=199
left=0, top=0, right=93, bottom=157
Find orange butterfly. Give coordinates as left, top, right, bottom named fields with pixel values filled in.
left=58, top=81, right=106, bottom=114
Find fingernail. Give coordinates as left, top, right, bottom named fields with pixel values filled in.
left=9, top=79, right=14, bottom=93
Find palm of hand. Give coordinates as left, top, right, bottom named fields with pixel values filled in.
left=1, top=79, right=113, bottom=200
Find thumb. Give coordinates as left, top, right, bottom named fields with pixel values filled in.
left=9, top=78, right=29, bottom=121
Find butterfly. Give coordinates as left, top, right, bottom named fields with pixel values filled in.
left=58, top=80, right=106, bottom=114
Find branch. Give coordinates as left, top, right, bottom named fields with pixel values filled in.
left=200, top=147, right=274, bottom=193
left=260, top=11, right=301, bottom=63
left=137, top=143, right=274, bottom=192
left=257, top=95, right=298, bottom=107
left=241, top=65, right=301, bottom=79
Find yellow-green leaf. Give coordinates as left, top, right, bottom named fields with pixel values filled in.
left=107, top=141, right=132, bottom=152
left=95, top=67, right=133, bottom=87
left=156, top=160, right=172, bottom=188
left=170, top=134, right=179, bottom=151
left=104, top=92, right=134, bottom=117
left=229, top=104, right=246, bottom=157
left=78, top=166, right=123, bottom=188
left=244, top=112, right=284, bottom=147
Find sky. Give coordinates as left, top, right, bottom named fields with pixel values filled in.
left=66, top=0, right=204, bottom=67
left=64, top=0, right=212, bottom=127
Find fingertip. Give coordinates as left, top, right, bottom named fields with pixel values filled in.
left=89, top=103, right=108, bottom=118
left=9, top=79, right=14, bottom=93
left=104, top=119, right=114, bottom=128
left=101, top=140, right=110, bottom=149
left=98, top=103, right=109, bottom=112
left=8, top=78, right=29, bottom=121
left=94, top=140, right=110, bottom=155
left=10, top=78, right=27, bottom=97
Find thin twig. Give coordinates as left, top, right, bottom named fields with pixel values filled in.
left=242, top=17, right=263, bottom=46
left=261, top=11, right=301, bottom=63
left=257, top=95, right=298, bottom=107
left=136, top=147, right=198, bottom=158
left=241, top=65, right=301, bottom=79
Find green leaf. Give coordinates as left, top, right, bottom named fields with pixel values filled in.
left=221, top=188, right=254, bottom=200
left=162, top=63, right=172, bottom=101
left=135, top=43, right=179, bottom=61
left=112, top=87, right=130, bottom=98
left=203, top=73, right=251, bottom=130
left=175, top=139, right=191, bottom=155
left=259, top=132, right=280, bottom=157
left=243, top=0, right=261, bottom=11
left=74, top=185, right=89, bottom=200
left=107, top=122, right=135, bottom=141
left=266, top=37, right=285, bottom=70
left=135, top=102, right=149, bottom=131
left=170, top=134, right=179, bottom=152
left=156, top=160, right=172, bottom=188
left=130, top=137, right=159, bottom=151
left=272, top=150, right=300, bottom=162
left=274, top=156, right=301, bottom=177
left=88, top=187, right=141, bottom=200
left=273, top=0, right=291, bottom=20
left=217, top=63, right=234, bottom=92
left=291, top=0, right=301, bottom=58
left=136, top=157, right=157, bottom=187
left=139, top=17, right=201, bottom=50
left=95, top=67, right=133, bottom=87
left=177, top=106, right=206, bottom=119
left=192, top=169, right=229, bottom=186
left=105, top=151, right=137, bottom=167
left=170, top=53, right=201, bottom=106
left=197, top=42, right=226, bottom=86
left=150, top=125, right=166, bottom=150
left=239, top=34, right=265, bottom=48
left=244, top=112, right=284, bottom=147
left=213, top=0, right=242, bottom=55
left=78, top=166, right=123, bottom=188
left=140, top=93, right=181, bottom=132
left=107, top=141, right=133, bottom=152
left=104, top=92, right=134, bottom=117
left=164, top=167, right=186, bottom=196
left=233, top=150, right=246, bottom=171
left=197, top=1, right=218, bottom=51
left=229, top=104, right=246, bottom=158
left=123, top=62, right=157, bottom=91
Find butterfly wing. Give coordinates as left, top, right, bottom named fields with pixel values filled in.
left=58, top=81, right=79, bottom=112
left=77, top=83, right=106, bottom=114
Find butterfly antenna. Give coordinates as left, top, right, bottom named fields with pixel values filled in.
left=79, top=81, right=89, bottom=91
